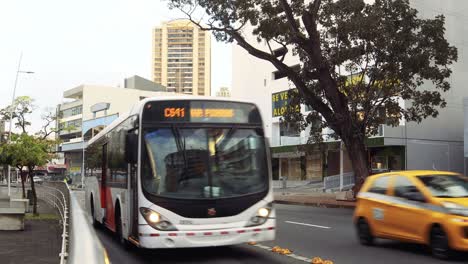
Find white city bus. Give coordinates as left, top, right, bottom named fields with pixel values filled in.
left=85, top=96, right=275, bottom=248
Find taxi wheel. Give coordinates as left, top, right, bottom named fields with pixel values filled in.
left=430, top=226, right=452, bottom=259
left=357, top=218, right=374, bottom=246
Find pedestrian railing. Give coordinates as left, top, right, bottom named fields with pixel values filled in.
left=36, top=183, right=69, bottom=264
left=323, top=172, right=355, bottom=190
left=36, top=182, right=109, bottom=264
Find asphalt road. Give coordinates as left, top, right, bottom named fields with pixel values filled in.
left=96, top=204, right=468, bottom=264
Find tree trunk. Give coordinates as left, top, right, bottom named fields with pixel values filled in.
left=18, top=167, right=26, bottom=198
left=341, top=134, right=370, bottom=197
left=28, top=167, right=38, bottom=215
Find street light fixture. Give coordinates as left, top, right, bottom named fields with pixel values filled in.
left=7, top=53, right=34, bottom=197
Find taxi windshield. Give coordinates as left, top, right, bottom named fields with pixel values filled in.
left=417, top=175, right=468, bottom=198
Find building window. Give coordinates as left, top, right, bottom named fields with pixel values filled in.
left=371, top=156, right=388, bottom=171
left=60, top=105, right=83, bottom=118
left=59, top=118, right=82, bottom=130
left=280, top=122, right=300, bottom=137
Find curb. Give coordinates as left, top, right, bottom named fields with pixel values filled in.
left=273, top=200, right=356, bottom=209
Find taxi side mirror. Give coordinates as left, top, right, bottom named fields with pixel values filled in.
left=404, top=192, right=426, bottom=203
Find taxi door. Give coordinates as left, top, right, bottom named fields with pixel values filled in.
left=359, top=175, right=394, bottom=237
left=385, top=175, right=431, bottom=242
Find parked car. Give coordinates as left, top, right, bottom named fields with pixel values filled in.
left=354, top=170, right=468, bottom=259
left=33, top=176, right=44, bottom=184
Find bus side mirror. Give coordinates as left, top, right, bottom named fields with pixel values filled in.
left=125, top=133, right=138, bottom=164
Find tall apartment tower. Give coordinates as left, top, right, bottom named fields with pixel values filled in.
left=152, top=19, right=211, bottom=96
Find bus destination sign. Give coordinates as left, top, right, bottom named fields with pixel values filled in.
left=143, top=100, right=261, bottom=124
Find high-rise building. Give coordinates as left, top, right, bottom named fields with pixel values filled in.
left=152, top=19, right=211, bottom=96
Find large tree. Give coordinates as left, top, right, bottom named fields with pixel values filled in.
left=0, top=96, right=35, bottom=134
left=0, top=98, right=59, bottom=214
left=3, top=134, right=56, bottom=214
left=168, top=0, right=457, bottom=187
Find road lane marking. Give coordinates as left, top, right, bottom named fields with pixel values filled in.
left=285, top=221, right=331, bottom=229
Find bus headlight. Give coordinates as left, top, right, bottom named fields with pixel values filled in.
left=140, top=207, right=178, bottom=231
left=245, top=204, right=273, bottom=227
left=258, top=208, right=270, bottom=218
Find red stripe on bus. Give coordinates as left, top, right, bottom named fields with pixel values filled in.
left=186, top=233, right=195, bottom=236
left=267, top=227, right=275, bottom=230
left=203, top=232, right=213, bottom=236
left=237, top=230, right=246, bottom=233
left=150, top=233, right=160, bottom=237
left=220, top=231, right=229, bottom=235
left=168, top=233, right=177, bottom=237
left=253, top=228, right=261, bottom=232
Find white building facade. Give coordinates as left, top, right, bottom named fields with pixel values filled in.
left=57, top=84, right=180, bottom=180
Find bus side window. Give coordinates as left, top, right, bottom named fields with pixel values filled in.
left=108, top=127, right=128, bottom=187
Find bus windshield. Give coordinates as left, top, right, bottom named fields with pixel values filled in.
left=142, top=127, right=268, bottom=199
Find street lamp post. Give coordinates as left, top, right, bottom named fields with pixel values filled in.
left=7, top=53, right=34, bottom=197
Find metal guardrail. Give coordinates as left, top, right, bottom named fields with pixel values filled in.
left=36, top=183, right=69, bottom=264
left=323, top=172, right=355, bottom=190
left=36, top=183, right=109, bottom=264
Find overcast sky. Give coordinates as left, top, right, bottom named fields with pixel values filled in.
left=0, top=0, right=232, bottom=132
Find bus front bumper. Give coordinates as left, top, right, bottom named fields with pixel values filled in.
left=137, top=222, right=276, bottom=248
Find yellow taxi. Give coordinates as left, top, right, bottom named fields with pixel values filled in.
left=353, top=170, right=468, bottom=259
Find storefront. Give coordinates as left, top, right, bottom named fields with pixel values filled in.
left=271, top=145, right=324, bottom=182
left=271, top=137, right=405, bottom=181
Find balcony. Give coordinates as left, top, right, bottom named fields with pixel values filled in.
left=59, top=100, right=82, bottom=111
left=271, top=136, right=308, bottom=147
left=59, top=127, right=81, bottom=136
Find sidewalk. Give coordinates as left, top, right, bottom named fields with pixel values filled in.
left=0, top=187, right=61, bottom=264
left=274, top=189, right=356, bottom=209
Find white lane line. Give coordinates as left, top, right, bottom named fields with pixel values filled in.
left=285, top=221, right=331, bottom=229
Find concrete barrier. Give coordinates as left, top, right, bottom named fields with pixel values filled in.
left=0, top=207, right=25, bottom=230
left=10, top=198, right=29, bottom=213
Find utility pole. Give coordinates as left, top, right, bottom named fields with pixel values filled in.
left=7, top=53, right=34, bottom=197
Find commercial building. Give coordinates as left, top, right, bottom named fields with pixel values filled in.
left=57, top=76, right=173, bottom=180
left=152, top=19, right=211, bottom=96
left=232, top=0, right=467, bottom=184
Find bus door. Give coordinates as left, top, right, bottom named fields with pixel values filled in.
left=129, top=162, right=138, bottom=238
left=100, top=143, right=108, bottom=210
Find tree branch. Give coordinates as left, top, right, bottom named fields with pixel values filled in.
left=278, top=0, right=301, bottom=35
left=229, top=30, right=336, bottom=126
left=271, top=38, right=289, bottom=62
